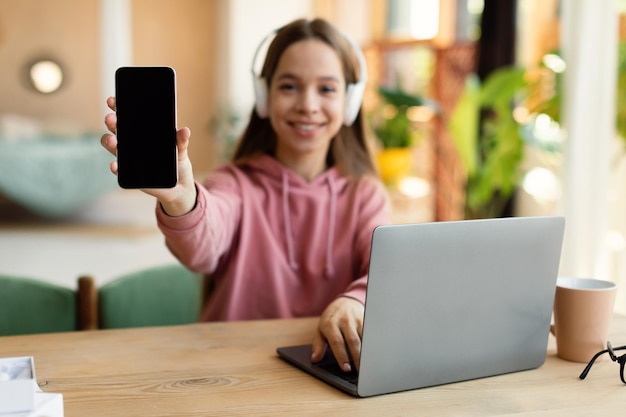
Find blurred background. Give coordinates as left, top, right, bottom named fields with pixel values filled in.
left=1, top=0, right=626, bottom=312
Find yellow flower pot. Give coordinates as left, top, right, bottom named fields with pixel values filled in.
left=376, top=147, right=412, bottom=184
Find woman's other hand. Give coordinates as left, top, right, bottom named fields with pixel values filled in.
left=311, top=297, right=364, bottom=372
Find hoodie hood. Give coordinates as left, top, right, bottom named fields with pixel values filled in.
left=239, top=154, right=347, bottom=278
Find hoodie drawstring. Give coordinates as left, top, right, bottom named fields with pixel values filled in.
left=282, top=173, right=299, bottom=271
left=281, top=172, right=337, bottom=279
left=325, top=176, right=336, bottom=278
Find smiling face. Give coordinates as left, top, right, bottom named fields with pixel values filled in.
left=268, top=39, right=346, bottom=180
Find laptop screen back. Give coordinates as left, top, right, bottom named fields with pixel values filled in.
left=356, top=216, right=564, bottom=397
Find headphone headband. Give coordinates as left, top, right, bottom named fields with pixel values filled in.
left=251, top=25, right=367, bottom=126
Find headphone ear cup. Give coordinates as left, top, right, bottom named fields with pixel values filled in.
left=344, top=81, right=365, bottom=126
left=254, top=76, right=269, bottom=118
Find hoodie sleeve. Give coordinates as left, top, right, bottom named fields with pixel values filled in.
left=156, top=168, right=243, bottom=274
left=339, top=177, right=392, bottom=304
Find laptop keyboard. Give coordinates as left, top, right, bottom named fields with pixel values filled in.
left=315, top=360, right=359, bottom=385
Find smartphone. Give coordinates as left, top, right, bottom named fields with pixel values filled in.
left=115, top=66, right=178, bottom=188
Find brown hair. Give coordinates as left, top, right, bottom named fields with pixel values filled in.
left=231, top=18, right=377, bottom=178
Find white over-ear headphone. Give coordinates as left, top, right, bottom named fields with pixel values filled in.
left=251, top=26, right=367, bottom=126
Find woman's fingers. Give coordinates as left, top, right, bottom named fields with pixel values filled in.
left=100, top=133, right=117, bottom=157
left=104, top=112, right=117, bottom=135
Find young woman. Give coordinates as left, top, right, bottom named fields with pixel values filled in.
left=101, top=18, right=391, bottom=372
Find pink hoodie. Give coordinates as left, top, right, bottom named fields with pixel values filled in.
left=156, top=154, right=391, bottom=321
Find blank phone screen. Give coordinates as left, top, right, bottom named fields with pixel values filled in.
left=115, top=66, right=177, bottom=188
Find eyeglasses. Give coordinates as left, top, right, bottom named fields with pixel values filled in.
left=579, top=341, right=626, bottom=384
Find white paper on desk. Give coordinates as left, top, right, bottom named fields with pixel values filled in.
left=2, top=393, right=64, bottom=417
left=0, top=357, right=36, bottom=414
left=0, top=357, right=64, bottom=417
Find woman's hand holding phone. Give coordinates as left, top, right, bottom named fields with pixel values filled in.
left=101, top=96, right=198, bottom=217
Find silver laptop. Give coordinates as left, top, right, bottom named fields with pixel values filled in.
left=277, top=216, right=565, bottom=397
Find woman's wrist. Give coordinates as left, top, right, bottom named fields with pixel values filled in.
left=159, top=185, right=198, bottom=217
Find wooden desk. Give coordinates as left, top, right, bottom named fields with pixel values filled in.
left=0, top=316, right=625, bottom=416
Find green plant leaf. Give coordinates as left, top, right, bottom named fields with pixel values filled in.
left=480, top=67, right=527, bottom=107
left=378, top=86, right=425, bottom=107
left=449, top=74, right=481, bottom=175
left=374, top=111, right=413, bottom=148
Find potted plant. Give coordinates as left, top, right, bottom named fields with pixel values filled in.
left=371, top=84, right=427, bottom=184
left=448, top=66, right=531, bottom=219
